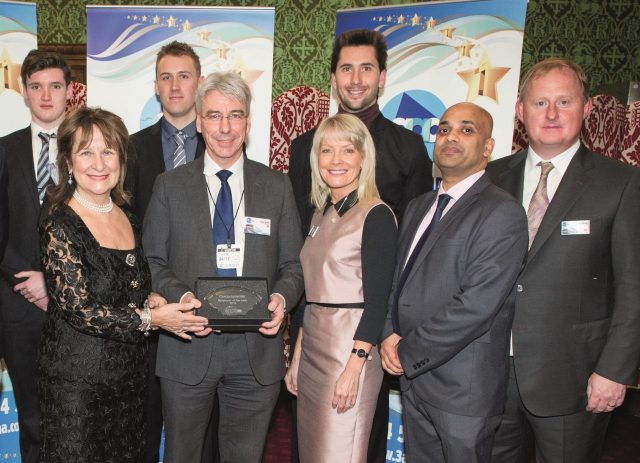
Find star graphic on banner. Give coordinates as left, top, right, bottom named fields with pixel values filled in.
left=457, top=41, right=474, bottom=58
left=142, top=15, right=148, bottom=22
left=182, top=20, right=192, bottom=32
left=457, top=53, right=510, bottom=103
left=153, top=15, right=160, bottom=24
left=411, top=14, right=421, bottom=26
left=133, top=15, right=138, bottom=21
left=398, top=15, right=405, bottom=24
left=198, top=31, right=211, bottom=42
left=440, top=26, right=456, bottom=39
left=167, top=16, right=176, bottom=27
left=427, top=16, right=437, bottom=29
left=214, top=44, right=230, bottom=60
left=387, top=16, right=393, bottom=22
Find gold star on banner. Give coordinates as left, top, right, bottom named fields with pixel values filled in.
left=387, top=16, right=393, bottom=22
left=167, top=16, right=176, bottom=27
left=440, top=26, right=456, bottom=39
left=427, top=16, right=437, bottom=29
left=182, top=20, right=191, bottom=32
left=411, top=14, right=421, bottom=26
left=378, top=16, right=384, bottom=22
left=142, top=15, right=148, bottom=22
left=153, top=15, right=160, bottom=25
left=198, top=31, right=211, bottom=42
left=457, top=53, right=510, bottom=102
left=214, top=44, right=230, bottom=60
left=397, top=15, right=405, bottom=24
left=457, top=41, right=474, bottom=58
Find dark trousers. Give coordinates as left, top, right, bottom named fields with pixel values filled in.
left=144, top=333, right=163, bottom=463
left=4, top=313, right=45, bottom=463
left=403, top=386, right=501, bottom=463
left=492, top=358, right=611, bottom=463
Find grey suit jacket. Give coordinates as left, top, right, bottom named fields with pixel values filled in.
left=143, top=155, right=304, bottom=386
left=487, top=146, right=640, bottom=416
left=383, top=174, right=528, bottom=417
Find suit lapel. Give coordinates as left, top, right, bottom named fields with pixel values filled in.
left=404, top=175, right=489, bottom=286
left=184, top=157, right=217, bottom=265
left=397, top=192, right=436, bottom=268
left=498, top=151, right=526, bottom=200
left=527, top=147, right=593, bottom=261
left=242, top=159, right=263, bottom=271
left=15, top=128, right=40, bottom=210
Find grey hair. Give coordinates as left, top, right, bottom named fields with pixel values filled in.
left=195, top=71, right=252, bottom=115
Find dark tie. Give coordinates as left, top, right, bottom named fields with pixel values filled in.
left=212, top=170, right=236, bottom=277
left=173, top=131, right=187, bottom=168
left=391, top=194, right=452, bottom=335
left=37, top=132, right=54, bottom=205
left=527, top=162, right=554, bottom=248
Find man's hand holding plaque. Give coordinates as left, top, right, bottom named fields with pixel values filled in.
left=195, top=277, right=272, bottom=331
left=259, top=293, right=286, bottom=336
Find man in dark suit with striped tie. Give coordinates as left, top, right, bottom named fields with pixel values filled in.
left=0, top=49, right=72, bottom=463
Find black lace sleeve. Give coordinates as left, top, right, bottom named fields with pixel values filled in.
left=40, top=213, right=144, bottom=343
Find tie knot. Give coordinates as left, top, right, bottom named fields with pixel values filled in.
left=174, top=131, right=186, bottom=143
left=39, top=132, right=54, bottom=143
left=436, top=193, right=452, bottom=211
left=537, top=161, right=554, bottom=177
left=216, top=170, right=232, bottom=183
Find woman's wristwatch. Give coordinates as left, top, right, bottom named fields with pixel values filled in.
left=351, top=348, right=370, bottom=360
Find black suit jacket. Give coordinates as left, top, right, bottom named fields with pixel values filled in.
left=487, top=146, right=640, bottom=416
left=288, top=112, right=433, bottom=234
left=0, top=127, right=46, bottom=323
left=382, top=174, right=528, bottom=417
left=125, top=118, right=205, bottom=221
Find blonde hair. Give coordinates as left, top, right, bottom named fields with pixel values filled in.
left=309, top=113, right=379, bottom=211
left=519, top=57, right=589, bottom=102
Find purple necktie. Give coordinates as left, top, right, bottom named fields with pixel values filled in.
left=527, top=162, right=554, bottom=247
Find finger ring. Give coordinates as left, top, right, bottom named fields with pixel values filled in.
left=608, top=402, right=616, bottom=407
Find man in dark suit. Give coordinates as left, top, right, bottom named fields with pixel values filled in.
left=143, top=71, right=304, bottom=463
left=380, top=102, right=528, bottom=463
left=0, top=50, right=72, bottom=463
left=288, top=29, right=433, bottom=462
left=124, top=41, right=205, bottom=463
left=487, top=57, right=640, bottom=463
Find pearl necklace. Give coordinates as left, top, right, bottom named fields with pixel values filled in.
left=73, top=190, right=113, bottom=213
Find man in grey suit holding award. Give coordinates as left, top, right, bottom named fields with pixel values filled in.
left=380, top=102, right=528, bottom=463
left=488, top=57, right=640, bottom=463
left=143, top=71, right=304, bottom=463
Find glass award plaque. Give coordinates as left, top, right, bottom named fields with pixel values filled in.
left=195, top=277, right=270, bottom=331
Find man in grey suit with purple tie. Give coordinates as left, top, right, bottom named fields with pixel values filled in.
left=380, top=102, right=528, bottom=463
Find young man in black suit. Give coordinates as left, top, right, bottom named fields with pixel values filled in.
left=0, top=49, right=72, bottom=463
left=124, top=41, right=205, bottom=463
left=288, top=29, right=434, bottom=463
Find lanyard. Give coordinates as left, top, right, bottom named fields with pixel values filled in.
left=205, top=177, right=245, bottom=248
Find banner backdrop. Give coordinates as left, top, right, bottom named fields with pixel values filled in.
left=86, top=6, right=275, bottom=166
left=0, top=0, right=37, bottom=137
left=335, top=0, right=528, bottom=161
left=0, top=369, right=21, bottom=461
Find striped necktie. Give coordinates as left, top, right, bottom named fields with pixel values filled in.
left=173, top=131, right=187, bottom=168
left=37, top=132, right=54, bottom=205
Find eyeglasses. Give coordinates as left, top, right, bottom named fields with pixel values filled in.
left=200, top=112, right=247, bottom=123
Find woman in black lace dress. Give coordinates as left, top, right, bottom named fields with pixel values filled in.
left=37, top=107, right=208, bottom=462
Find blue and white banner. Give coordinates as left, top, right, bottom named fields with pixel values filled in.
left=336, top=0, right=528, bottom=160
left=0, top=369, right=22, bottom=461
left=87, top=6, right=275, bottom=166
left=0, top=0, right=37, bottom=136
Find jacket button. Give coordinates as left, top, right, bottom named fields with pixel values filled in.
left=516, top=284, right=523, bottom=292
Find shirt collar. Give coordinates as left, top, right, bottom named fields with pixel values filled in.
left=526, top=139, right=580, bottom=177
left=438, top=169, right=485, bottom=201
left=31, top=121, right=57, bottom=138
left=323, top=189, right=359, bottom=216
left=203, top=152, right=244, bottom=177
left=161, top=117, right=197, bottom=141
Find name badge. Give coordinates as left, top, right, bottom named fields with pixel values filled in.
left=561, top=220, right=590, bottom=235
left=244, top=217, right=271, bottom=236
left=216, top=244, right=243, bottom=269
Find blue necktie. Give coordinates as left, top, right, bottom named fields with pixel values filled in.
left=391, top=194, right=452, bottom=335
left=213, top=170, right=236, bottom=276
left=37, top=132, right=54, bottom=205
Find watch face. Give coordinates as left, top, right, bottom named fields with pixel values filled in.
left=356, top=349, right=366, bottom=358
